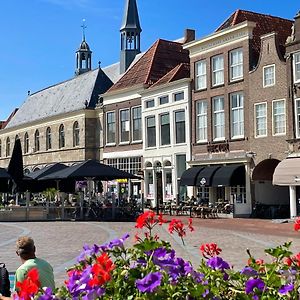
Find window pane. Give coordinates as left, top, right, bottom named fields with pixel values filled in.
left=174, top=91, right=184, bottom=101
left=212, top=56, right=224, bottom=86
left=147, top=116, right=156, bottom=147
left=107, top=112, right=116, bottom=144
left=196, top=100, right=207, bottom=142
left=120, top=109, right=129, bottom=142
left=159, top=96, right=169, bottom=105
left=195, top=60, right=207, bottom=90
left=175, top=110, right=185, bottom=143
left=255, top=104, right=267, bottom=136
left=160, top=113, right=170, bottom=145
left=273, top=100, right=285, bottom=135
left=132, top=106, right=142, bottom=141
left=231, top=92, right=244, bottom=138
left=230, top=49, right=243, bottom=81
left=213, top=96, right=225, bottom=139
left=264, top=66, right=275, bottom=86
left=145, top=99, right=154, bottom=108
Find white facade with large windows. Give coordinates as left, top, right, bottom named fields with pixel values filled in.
left=141, top=78, right=191, bottom=207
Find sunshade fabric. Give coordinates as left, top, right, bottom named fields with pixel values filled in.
left=211, top=164, right=245, bottom=187
left=26, top=163, right=68, bottom=180
left=273, top=158, right=300, bottom=186
left=40, top=159, right=139, bottom=181
left=0, top=168, right=11, bottom=179
left=179, top=167, right=204, bottom=186
left=252, top=159, right=279, bottom=181
left=0, top=168, right=10, bottom=192
left=196, top=165, right=221, bottom=186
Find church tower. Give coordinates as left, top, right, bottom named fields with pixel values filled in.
left=120, top=0, right=142, bottom=74
left=75, top=20, right=92, bottom=76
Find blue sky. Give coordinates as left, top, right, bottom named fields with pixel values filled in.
left=0, top=0, right=299, bottom=120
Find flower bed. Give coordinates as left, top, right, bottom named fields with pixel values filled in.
left=14, top=213, right=300, bottom=299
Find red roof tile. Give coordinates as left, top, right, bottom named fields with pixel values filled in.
left=0, top=108, right=18, bottom=129
left=150, top=63, right=190, bottom=88
left=216, top=10, right=293, bottom=54
left=107, top=39, right=189, bottom=92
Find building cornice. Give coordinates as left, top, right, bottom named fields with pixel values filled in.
left=183, top=21, right=256, bottom=57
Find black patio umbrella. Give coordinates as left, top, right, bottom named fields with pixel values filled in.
left=7, top=138, right=24, bottom=193
left=23, top=163, right=74, bottom=193
left=0, top=167, right=11, bottom=192
left=40, top=159, right=139, bottom=181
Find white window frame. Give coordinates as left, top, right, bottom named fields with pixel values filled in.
left=145, top=99, right=155, bottom=109
left=213, top=96, right=225, bottom=141
left=195, top=60, right=207, bottom=90
left=131, top=106, right=142, bottom=142
left=229, top=48, right=243, bottom=81
left=212, top=55, right=224, bottom=86
left=230, top=92, right=244, bottom=139
left=174, top=91, right=184, bottom=102
left=119, top=108, right=130, bottom=144
left=254, top=102, right=267, bottom=138
left=263, top=64, right=275, bottom=87
left=106, top=111, right=116, bottom=145
left=196, top=100, right=207, bottom=143
left=294, top=52, right=300, bottom=83
left=272, top=99, right=286, bottom=136
left=295, top=98, right=300, bottom=138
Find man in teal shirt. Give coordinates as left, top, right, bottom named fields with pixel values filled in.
left=0, top=236, right=55, bottom=300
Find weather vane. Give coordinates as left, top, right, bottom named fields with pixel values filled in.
left=81, top=18, right=87, bottom=41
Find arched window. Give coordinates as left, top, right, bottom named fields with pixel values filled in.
left=46, top=127, right=52, bottom=150
left=59, top=124, right=65, bottom=148
left=73, top=121, right=80, bottom=147
left=0, top=140, right=2, bottom=158
left=34, top=130, right=40, bottom=152
left=24, top=132, right=29, bottom=154
left=6, top=137, right=10, bottom=157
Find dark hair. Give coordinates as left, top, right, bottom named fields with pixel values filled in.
left=16, top=236, right=35, bottom=257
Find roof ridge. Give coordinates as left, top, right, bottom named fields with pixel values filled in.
left=238, top=9, right=293, bottom=22
left=232, top=9, right=240, bottom=25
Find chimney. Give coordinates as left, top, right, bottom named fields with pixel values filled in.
left=183, top=29, right=195, bottom=43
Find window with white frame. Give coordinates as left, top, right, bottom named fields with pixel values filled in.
left=120, top=109, right=130, bottom=143
left=146, top=116, right=156, bottom=147
left=255, top=103, right=267, bottom=137
left=213, top=96, right=225, bottom=140
left=272, top=100, right=286, bottom=135
left=174, top=91, right=184, bottom=102
left=263, top=65, right=275, bottom=87
left=106, top=111, right=116, bottom=144
left=196, top=100, right=207, bottom=142
left=145, top=99, right=154, bottom=108
left=195, top=60, right=207, bottom=90
left=159, top=95, right=169, bottom=105
left=212, top=55, right=224, bottom=86
left=230, top=186, right=246, bottom=204
left=296, top=99, right=300, bottom=138
left=175, top=110, right=185, bottom=144
left=160, top=113, right=170, bottom=145
left=132, top=106, right=142, bottom=141
left=231, top=92, right=244, bottom=138
left=229, top=48, right=243, bottom=81
left=294, top=52, right=300, bottom=83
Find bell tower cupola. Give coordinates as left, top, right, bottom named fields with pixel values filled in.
left=75, top=19, right=92, bottom=76
left=120, top=0, right=142, bottom=74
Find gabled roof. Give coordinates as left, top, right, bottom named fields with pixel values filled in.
left=0, top=108, right=18, bottom=129
left=107, top=39, right=189, bottom=93
left=150, top=63, right=190, bottom=88
left=6, top=69, right=113, bottom=128
left=216, top=9, right=293, bottom=53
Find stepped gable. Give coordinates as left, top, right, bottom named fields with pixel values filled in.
left=216, top=9, right=293, bottom=55
left=150, top=63, right=190, bottom=88
left=6, top=68, right=113, bottom=128
left=107, top=39, right=190, bottom=92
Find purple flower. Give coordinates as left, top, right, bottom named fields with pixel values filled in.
left=77, top=243, right=101, bottom=262
left=240, top=266, right=258, bottom=277
left=278, top=283, right=294, bottom=295
left=38, top=287, right=57, bottom=300
left=245, top=278, right=265, bottom=294
left=136, top=272, right=162, bottom=293
left=108, top=233, right=130, bottom=249
left=207, top=257, right=230, bottom=271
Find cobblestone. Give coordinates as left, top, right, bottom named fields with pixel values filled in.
left=0, top=217, right=299, bottom=287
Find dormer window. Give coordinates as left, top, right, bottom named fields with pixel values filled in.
left=263, top=65, right=275, bottom=87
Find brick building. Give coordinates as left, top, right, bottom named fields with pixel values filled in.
left=183, top=10, right=292, bottom=217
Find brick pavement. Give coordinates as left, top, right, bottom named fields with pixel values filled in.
left=0, top=218, right=299, bottom=287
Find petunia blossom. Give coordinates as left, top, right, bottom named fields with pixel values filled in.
left=278, top=283, right=294, bottom=295
left=245, top=278, right=265, bottom=294
left=136, top=272, right=162, bottom=293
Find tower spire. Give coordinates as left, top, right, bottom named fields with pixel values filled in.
left=120, top=0, right=142, bottom=74
left=75, top=19, right=92, bottom=76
